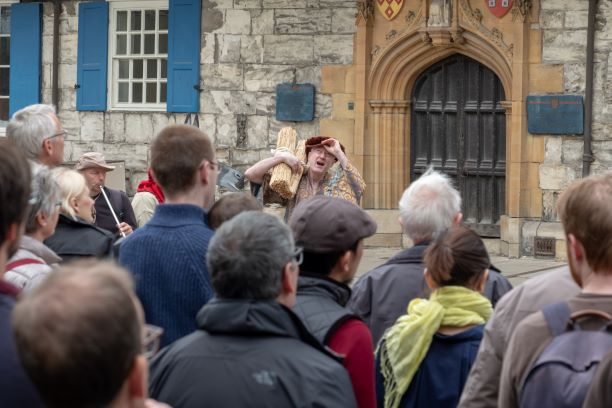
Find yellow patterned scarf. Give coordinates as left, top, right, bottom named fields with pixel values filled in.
left=378, top=286, right=493, bottom=408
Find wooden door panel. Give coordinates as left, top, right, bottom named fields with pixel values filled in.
left=411, top=54, right=506, bottom=237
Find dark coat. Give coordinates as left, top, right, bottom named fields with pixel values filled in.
left=349, top=243, right=512, bottom=346
left=293, top=274, right=358, bottom=344
left=94, top=187, right=137, bottom=235
left=0, top=282, right=44, bottom=407
left=376, top=325, right=484, bottom=408
left=149, top=298, right=357, bottom=408
left=44, top=214, right=114, bottom=263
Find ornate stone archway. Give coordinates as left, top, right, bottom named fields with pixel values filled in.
left=353, top=0, right=539, bottom=256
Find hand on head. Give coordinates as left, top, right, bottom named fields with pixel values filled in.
left=321, top=138, right=343, bottom=159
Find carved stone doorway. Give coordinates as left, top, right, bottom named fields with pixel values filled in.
left=411, top=54, right=506, bottom=237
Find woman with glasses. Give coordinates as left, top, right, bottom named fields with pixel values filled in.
left=44, top=169, right=114, bottom=263
left=5, top=165, right=62, bottom=292
left=376, top=225, right=492, bottom=408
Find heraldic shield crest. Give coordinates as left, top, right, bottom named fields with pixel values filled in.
left=376, top=0, right=404, bottom=21
left=486, top=0, right=514, bottom=18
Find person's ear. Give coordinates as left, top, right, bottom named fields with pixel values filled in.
left=6, top=222, right=19, bottom=243
left=424, top=268, right=437, bottom=290
left=127, top=355, right=148, bottom=401
left=281, top=262, right=298, bottom=295
left=476, top=269, right=489, bottom=293
left=36, top=211, right=48, bottom=228
left=337, top=251, right=351, bottom=274
left=567, top=233, right=585, bottom=262
left=453, top=212, right=463, bottom=226
left=41, top=138, right=53, bottom=157
left=198, top=159, right=211, bottom=185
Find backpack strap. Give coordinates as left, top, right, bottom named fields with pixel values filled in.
left=5, top=258, right=45, bottom=272
left=542, top=301, right=572, bottom=337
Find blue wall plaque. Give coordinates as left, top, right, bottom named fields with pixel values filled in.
left=527, top=95, right=584, bottom=135
left=276, top=83, right=315, bottom=122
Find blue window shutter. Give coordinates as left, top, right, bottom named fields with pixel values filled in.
left=76, top=2, right=108, bottom=111
left=167, top=0, right=201, bottom=113
left=9, top=3, right=41, bottom=117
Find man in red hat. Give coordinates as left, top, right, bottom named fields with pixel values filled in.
left=245, top=136, right=365, bottom=219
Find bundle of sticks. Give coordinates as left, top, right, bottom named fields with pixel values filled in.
left=269, top=127, right=306, bottom=199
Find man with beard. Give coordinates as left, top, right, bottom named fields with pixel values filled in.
left=0, top=139, right=44, bottom=407
left=290, top=196, right=378, bottom=408
left=498, top=173, right=612, bottom=408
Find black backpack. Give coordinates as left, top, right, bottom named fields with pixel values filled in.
left=520, top=301, right=612, bottom=408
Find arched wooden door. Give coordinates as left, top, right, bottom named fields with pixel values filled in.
left=411, top=54, right=506, bottom=237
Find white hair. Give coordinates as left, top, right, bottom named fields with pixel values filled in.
left=6, top=104, right=57, bottom=161
left=53, top=168, right=89, bottom=219
left=398, top=168, right=462, bottom=242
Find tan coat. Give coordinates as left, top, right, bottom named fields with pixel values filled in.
left=458, top=266, right=579, bottom=408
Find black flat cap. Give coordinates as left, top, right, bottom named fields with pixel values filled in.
left=289, top=196, right=377, bottom=253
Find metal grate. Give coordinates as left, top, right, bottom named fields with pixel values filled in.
left=534, top=237, right=556, bottom=258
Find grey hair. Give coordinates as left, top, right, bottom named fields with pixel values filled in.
left=7, top=104, right=57, bottom=161
left=398, top=168, right=462, bottom=242
left=207, top=211, right=295, bottom=300
left=25, top=163, right=60, bottom=234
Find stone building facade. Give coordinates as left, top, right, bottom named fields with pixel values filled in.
left=36, top=0, right=357, bottom=194
left=3, top=0, right=612, bottom=259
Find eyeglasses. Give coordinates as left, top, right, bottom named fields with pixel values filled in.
left=143, top=324, right=164, bottom=359
left=292, top=246, right=304, bottom=266
left=45, top=131, right=66, bottom=140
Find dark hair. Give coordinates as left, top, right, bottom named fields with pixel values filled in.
left=0, top=139, right=31, bottom=245
left=557, top=173, right=612, bottom=273
left=151, top=125, right=214, bottom=197
left=300, top=239, right=360, bottom=276
left=424, top=226, right=489, bottom=288
left=208, top=211, right=294, bottom=300
left=208, top=192, right=262, bottom=230
left=12, top=261, right=142, bottom=408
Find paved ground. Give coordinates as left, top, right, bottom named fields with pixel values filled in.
left=357, top=247, right=567, bottom=287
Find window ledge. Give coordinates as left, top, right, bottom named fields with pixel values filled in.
left=107, top=106, right=167, bottom=113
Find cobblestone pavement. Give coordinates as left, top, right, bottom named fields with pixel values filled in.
left=357, top=247, right=567, bottom=287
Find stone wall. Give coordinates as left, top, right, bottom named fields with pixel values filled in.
left=522, top=0, right=612, bottom=258
left=42, top=0, right=356, bottom=194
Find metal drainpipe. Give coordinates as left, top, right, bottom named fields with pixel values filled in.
left=51, top=0, right=60, bottom=110
left=583, top=0, right=597, bottom=177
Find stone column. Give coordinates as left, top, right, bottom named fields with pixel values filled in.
left=354, top=0, right=374, bottom=182
left=365, top=100, right=410, bottom=209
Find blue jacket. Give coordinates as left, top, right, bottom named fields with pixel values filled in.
left=376, top=325, right=484, bottom=408
left=119, top=204, right=214, bottom=347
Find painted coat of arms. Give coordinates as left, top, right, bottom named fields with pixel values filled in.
left=485, top=0, right=514, bottom=18
left=376, top=0, right=404, bottom=21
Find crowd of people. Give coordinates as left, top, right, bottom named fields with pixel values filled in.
left=0, top=102, right=611, bottom=408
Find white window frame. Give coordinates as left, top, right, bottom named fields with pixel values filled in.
left=0, top=0, right=17, bottom=134
left=107, top=0, right=168, bottom=112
